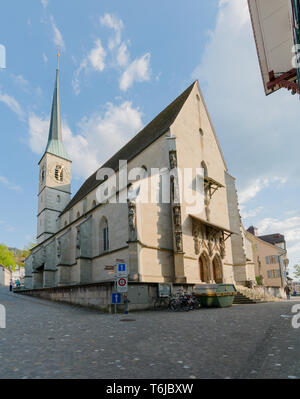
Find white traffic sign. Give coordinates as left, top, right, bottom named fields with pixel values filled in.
left=117, top=277, right=128, bottom=293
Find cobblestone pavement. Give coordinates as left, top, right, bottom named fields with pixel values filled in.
left=1, top=286, right=300, bottom=379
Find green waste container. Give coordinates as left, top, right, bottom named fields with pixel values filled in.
left=193, top=284, right=236, bottom=308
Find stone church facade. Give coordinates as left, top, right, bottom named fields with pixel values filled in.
left=25, top=66, right=253, bottom=291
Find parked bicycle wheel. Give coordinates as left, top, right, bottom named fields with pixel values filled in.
left=191, top=296, right=201, bottom=310
left=169, top=298, right=180, bottom=312
left=153, top=298, right=162, bottom=310
left=181, top=298, right=191, bottom=311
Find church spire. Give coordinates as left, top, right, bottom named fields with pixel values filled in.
left=44, top=53, right=70, bottom=161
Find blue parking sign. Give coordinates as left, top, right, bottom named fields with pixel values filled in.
left=112, top=293, right=122, bottom=304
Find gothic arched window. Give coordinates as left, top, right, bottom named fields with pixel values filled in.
left=100, top=217, right=109, bottom=253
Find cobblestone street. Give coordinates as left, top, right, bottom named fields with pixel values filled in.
left=1, top=287, right=300, bottom=379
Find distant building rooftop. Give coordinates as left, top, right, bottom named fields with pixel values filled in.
left=258, top=233, right=285, bottom=246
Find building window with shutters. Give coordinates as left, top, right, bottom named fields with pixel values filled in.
left=267, top=269, right=281, bottom=278
left=266, top=255, right=279, bottom=264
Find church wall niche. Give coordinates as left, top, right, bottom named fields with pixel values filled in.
left=32, top=247, right=45, bottom=272
left=212, top=253, right=223, bottom=284
left=199, top=251, right=211, bottom=283
left=57, top=228, right=72, bottom=266
left=45, top=240, right=57, bottom=271
left=77, top=216, right=93, bottom=259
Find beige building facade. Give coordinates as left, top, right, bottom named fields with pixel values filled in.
left=25, top=69, right=253, bottom=292
left=0, top=265, right=11, bottom=286
left=245, top=229, right=288, bottom=288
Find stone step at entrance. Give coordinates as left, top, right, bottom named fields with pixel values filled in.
left=233, top=292, right=264, bottom=305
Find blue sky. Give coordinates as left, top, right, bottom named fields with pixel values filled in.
left=0, top=0, right=299, bottom=277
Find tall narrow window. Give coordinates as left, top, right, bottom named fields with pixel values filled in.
left=100, top=217, right=109, bottom=253
left=83, top=198, right=87, bottom=213
left=41, top=168, right=45, bottom=183
left=69, top=208, right=73, bottom=224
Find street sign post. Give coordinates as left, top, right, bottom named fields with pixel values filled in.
left=117, top=277, right=128, bottom=293
left=116, top=263, right=128, bottom=277
left=112, top=293, right=122, bottom=304
left=113, top=260, right=129, bottom=314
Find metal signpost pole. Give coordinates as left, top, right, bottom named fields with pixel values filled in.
left=114, top=264, right=117, bottom=315
left=116, top=260, right=129, bottom=315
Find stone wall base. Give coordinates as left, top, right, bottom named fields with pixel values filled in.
left=15, top=281, right=200, bottom=312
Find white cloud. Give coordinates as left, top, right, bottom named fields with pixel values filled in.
left=0, top=176, right=22, bottom=192
left=0, top=92, right=24, bottom=120
left=28, top=114, right=49, bottom=154
left=120, top=53, right=151, bottom=91
left=117, top=43, right=129, bottom=67
left=50, top=15, right=65, bottom=51
left=240, top=206, right=263, bottom=219
left=100, top=13, right=123, bottom=50
left=99, top=13, right=130, bottom=68
left=73, top=13, right=152, bottom=93
left=11, top=74, right=29, bottom=89
left=41, top=0, right=48, bottom=8
left=238, top=176, right=286, bottom=205
left=72, top=59, right=88, bottom=96
left=43, top=53, right=48, bottom=64
left=88, top=39, right=106, bottom=72
left=72, top=40, right=106, bottom=95
left=239, top=178, right=269, bottom=205
left=28, top=102, right=144, bottom=178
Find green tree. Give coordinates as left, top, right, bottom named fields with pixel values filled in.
left=20, top=242, right=36, bottom=259
left=294, top=264, right=300, bottom=279
left=0, top=244, right=16, bottom=270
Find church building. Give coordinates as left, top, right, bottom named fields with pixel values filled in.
left=25, top=63, right=253, bottom=294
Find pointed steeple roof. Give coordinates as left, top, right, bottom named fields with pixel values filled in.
left=44, top=55, right=70, bottom=161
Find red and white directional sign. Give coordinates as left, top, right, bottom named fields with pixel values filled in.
left=117, top=277, right=128, bottom=293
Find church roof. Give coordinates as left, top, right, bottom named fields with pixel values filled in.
left=43, top=66, right=70, bottom=162
left=61, top=80, right=196, bottom=215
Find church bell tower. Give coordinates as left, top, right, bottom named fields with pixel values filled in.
left=37, top=54, right=71, bottom=244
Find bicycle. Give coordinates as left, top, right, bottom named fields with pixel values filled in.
left=153, top=296, right=171, bottom=310
left=169, top=290, right=190, bottom=311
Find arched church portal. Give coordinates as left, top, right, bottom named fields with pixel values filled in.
left=212, top=254, right=223, bottom=284
left=199, top=252, right=210, bottom=283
